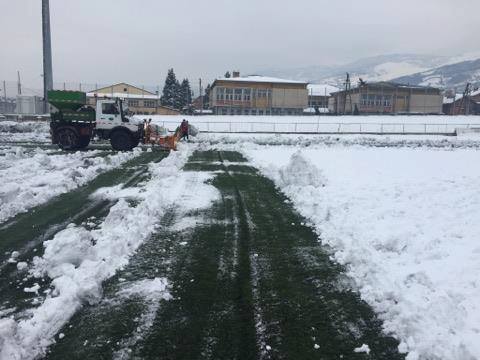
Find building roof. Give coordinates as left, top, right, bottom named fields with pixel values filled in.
left=214, top=75, right=308, bottom=85
left=307, top=84, right=339, bottom=96
left=90, top=82, right=157, bottom=96
left=86, top=92, right=160, bottom=100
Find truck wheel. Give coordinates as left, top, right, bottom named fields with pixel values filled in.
left=110, top=130, right=133, bottom=151
left=77, top=136, right=91, bottom=149
left=57, top=128, right=79, bottom=150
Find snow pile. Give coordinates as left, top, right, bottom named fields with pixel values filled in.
left=0, top=147, right=141, bottom=223
left=0, top=121, right=49, bottom=134
left=0, top=144, right=220, bottom=360
left=278, top=151, right=326, bottom=188
left=0, top=121, right=50, bottom=143
left=243, top=145, right=480, bottom=360
left=116, top=278, right=172, bottom=302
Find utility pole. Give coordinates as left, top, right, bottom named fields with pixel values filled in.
left=17, top=71, right=22, bottom=95
left=42, top=0, right=54, bottom=114
left=3, top=81, right=6, bottom=104
left=199, top=78, right=203, bottom=114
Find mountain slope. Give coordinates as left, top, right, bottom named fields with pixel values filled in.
left=392, top=58, right=480, bottom=90
left=260, top=54, right=448, bottom=86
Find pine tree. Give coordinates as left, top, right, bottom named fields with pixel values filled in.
left=180, top=79, right=192, bottom=107
left=161, top=68, right=177, bottom=108
left=173, top=80, right=184, bottom=109
left=224, top=71, right=231, bottom=78
left=204, top=83, right=211, bottom=109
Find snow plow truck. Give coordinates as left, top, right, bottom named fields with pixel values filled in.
left=48, top=90, right=179, bottom=151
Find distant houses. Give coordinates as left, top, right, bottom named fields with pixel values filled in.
left=329, top=82, right=443, bottom=115
left=209, top=73, right=308, bottom=115
left=443, top=89, right=480, bottom=115
left=87, top=83, right=180, bottom=115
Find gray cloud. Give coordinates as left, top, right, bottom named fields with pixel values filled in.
left=0, top=0, right=478, bottom=88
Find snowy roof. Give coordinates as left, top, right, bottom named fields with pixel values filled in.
left=86, top=92, right=160, bottom=100
left=443, top=94, right=463, bottom=104
left=307, top=84, right=340, bottom=96
left=215, top=75, right=307, bottom=85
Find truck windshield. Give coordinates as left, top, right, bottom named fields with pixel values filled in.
left=102, top=103, right=119, bottom=115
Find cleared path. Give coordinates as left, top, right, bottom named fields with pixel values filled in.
left=44, top=150, right=404, bottom=360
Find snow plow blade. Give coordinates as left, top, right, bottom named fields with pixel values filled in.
left=147, top=132, right=180, bottom=151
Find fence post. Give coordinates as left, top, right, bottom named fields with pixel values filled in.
left=402, top=124, right=405, bottom=134
left=381, top=123, right=383, bottom=134
left=251, top=123, right=254, bottom=132
left=424, top=124, right=427, bottom=134
left=295, top=123, right=297, bottom=133
left=229, top=122, right=232, bottom=132
left=273, top=123, right=276, bottom=133
left=360, top=124, right=362, bottom=133
left=338, top=124, right=341, bottom=133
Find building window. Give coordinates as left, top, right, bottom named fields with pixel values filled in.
left=243, top=89, right=251, bottom=101
left=216, top=87, right=225, bottom=101
left=128, top=99, right=139, bottom=107
left=234, top=89, right=242, bottom=101
left=383, top=95, right=392, bottom=107
left=257, top=89, right=267, bottom=98
left=225, top=88, right=233, bottom=101
left=143, top=100, right=156, bottom=108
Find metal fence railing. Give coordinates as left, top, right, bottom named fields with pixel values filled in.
left=155, top=121, right=480, bottom=135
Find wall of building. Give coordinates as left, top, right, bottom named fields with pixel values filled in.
left=16, top=96, right=44, bottom=115
left=271, top=88, right=308, bottom=108
left=409, top=94, right=443, bottom=114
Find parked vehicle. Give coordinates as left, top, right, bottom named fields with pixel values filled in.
left=48, top=90, right=142, bottom=151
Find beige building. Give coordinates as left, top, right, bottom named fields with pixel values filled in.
left=329, top=82, right=443, bottom=115
left=87, top=83, right=180, bottom=115
left=210, top=74, right=308, bottom=115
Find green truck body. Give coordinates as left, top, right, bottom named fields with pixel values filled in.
left=48, top=90, right=95, bottom=123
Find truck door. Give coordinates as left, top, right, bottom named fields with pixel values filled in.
left=99, top=102, right=122, bottom=126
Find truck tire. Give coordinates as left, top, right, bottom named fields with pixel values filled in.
left=56, top=128, right=79, bottom=150
left=77, top=136, right=91, bottom=149
left=110, top=130, right=134, bottom=151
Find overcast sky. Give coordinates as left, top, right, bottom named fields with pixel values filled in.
left=0, top=0, right=479, bottom=90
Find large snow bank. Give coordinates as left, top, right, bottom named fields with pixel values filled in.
left=0, top=121, right=49, bottom=134
left=0, top=144, right=220, bottom=359
left=0, top=121, right=50, bottom=143
left=241, top=144, right=480, bottom=360
left=0, top=147, right=142, bottom=223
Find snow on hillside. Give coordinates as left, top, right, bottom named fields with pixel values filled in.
left=393, top=58, right=480, bottom=90
left=229, top=141, right=480, bottom=360
left=260, top=53, right=480, bottom=90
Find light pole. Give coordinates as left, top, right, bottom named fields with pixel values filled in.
left=42, top=0, right=53, bottom=114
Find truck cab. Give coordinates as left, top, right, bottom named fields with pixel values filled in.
left=94, top=99, right=142, bottom=150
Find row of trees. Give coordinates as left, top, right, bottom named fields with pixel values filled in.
left=160, top=68, right=193, bottom=110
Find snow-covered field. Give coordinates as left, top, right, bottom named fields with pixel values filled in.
left=137, top=115, right=480, bottom=135
left=0, top=143, right=220, bottom=359
left=211, top=136, right=480, bottom=360
left=2, top=119, right=480, bottom=359
left=0, top=146, right=142, bottom=223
